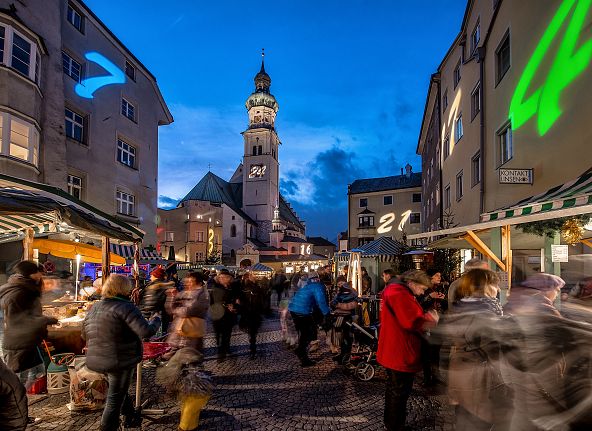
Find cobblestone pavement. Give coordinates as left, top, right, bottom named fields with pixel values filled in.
left=29, top=315, right=454, bottom=430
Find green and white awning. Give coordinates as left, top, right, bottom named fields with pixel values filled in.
left=481, top=168, right=592, bottom=222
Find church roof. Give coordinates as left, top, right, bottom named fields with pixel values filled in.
left=279, top=194, right=305, bottom=230
left=180, top=172, right=257, bottom=226
left=349, top=172, right=422, bottom=194
left=281, top=235, right=308, bottom=243
left=307, top=237, right=336, bottom=247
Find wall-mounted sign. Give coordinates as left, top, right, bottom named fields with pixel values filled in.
left=377, top=210, right=412, bottom=234
left=551, top=244, right=569, bottom=262
left=208, top=228, right=214, bottom=255
left=499, top=168, right=533, bottom=184
left=249, top=164, right=266, bottom=178
left=300, top=244, right=312, bottom=255
left=75, top=52, right=126, bottom=99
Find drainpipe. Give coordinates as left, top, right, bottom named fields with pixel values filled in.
left=433, top=75, right=444, bottom=230
left=478, top=46, right=486, bottom=215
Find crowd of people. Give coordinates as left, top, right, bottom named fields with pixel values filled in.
left=1, top=258, right=591, bottom=431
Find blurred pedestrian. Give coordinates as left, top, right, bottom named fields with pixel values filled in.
left=139, top=267, right=175, bottom=333
left=330, top=278, right=358, bottom=363
left=377, top=269, right=438, bottom=431
left=271, top=270, right=287, bottom=306
left=0, top=358, right=28, bottom=430
left=288, top=271, right=331, bottom=367
left=82, top=274, right=161, bottom=430
left=419, top=268, right=446, bottom=387
left=209, top=269, right=239, bottom=361
left=444, top=269, right=511, bottom=431
left=447, top=258, right=489, bottom=310
left=164, top=272, right=209, bottom=360
left=361, top=267, right=372, bottom=295
left=239, top=272, right=266, bottom=358
left=0, top=261, right=57, bottom=388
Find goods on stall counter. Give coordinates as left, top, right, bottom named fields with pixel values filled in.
left=67, top=357, right=109, bottom=411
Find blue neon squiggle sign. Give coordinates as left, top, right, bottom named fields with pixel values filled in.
left=75, top=52, right=126, bottom=99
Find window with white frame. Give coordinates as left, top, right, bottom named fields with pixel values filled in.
left=443, top=135, right=450, bottom=159
left=455, top=114, right=463, bottom=142
left=412, top=193, right=422, bottom=203
left=121, top=98, right=136, bottom=122
left=410, top=213, right=421, bottom=224
left=453, top=60, right=461, bottom=88
left=359, top=198, right=368, bottom=208
left=497, top=122, right=513, bottom=166
left=117, top=138, right=136, bottom=168
left=116, top=190, right=135, bottom=216
left=358, top=216, right=374, bottom=227
left=471, top=83, right=481, bottom=120
left=0, top=112, right=39, bottom=166
left=66, top=3, right=84, bottom=33
left=444, top=184, right=451, bottom=209
left=62, top=51, right=81, bottom=82
left=65, top=108, right=84, bottom=142
left=196, top=231, right=204, bottom=242
left=165, top=231, right=174, bottom=242
left=456, top=171, right=464, bottom=200
left=125, top=61, right=135, bottom=81
left=67, top=174, right=82, bottom=199
left=471, top=21, right=480, bottom=54
left=496, top=31, right=511, bottom=84
left=383, top=195, right=392, bottom=205
left=0, top=25, right=40, bottom=83
left=472, top=152, right=481, bottom=186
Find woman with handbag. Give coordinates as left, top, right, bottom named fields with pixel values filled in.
left=330, top=277, right=358, bottom=363
left=442, top=268, right=512, bottom=431
left=164, top=272, right=209, bottom=360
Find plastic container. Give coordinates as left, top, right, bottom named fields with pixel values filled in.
left=47, top=353, right=75, bottom=395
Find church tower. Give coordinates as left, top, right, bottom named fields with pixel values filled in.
left=242, top=50, right=281, bottom=243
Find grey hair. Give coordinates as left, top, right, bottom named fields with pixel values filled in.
left=464, top=258, right=489, bottom=271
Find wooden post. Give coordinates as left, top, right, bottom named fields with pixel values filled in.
left=101, top=237, right=111, bottom=284
left=133, top=242, right=140, bottom=291
left=22, top=228, right=34, bottom=261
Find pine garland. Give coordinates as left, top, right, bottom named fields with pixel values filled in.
left=518, top=215, right=591, bottom=238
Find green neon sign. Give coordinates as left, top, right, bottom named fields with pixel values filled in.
left=509, top=0, right=592, bottom=136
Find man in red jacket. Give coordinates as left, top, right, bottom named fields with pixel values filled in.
left=377, top=270, right=439, bottom=431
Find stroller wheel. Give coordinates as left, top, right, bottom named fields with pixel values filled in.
left=356, top=362, right=375, bottom=381
left=340, top=353, right=351, bottom=366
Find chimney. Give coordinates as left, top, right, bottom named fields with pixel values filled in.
left=400, top=168, right=404, bottom=175
left=405, top=163, right=412, bottom=178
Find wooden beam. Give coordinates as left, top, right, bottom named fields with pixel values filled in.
left=101, top=237, right=110, bottom=285
left=463, top=230, right=506, bottom=271
left=22, top=228, right=34, bottom=261
left=581, top=239, right=592, bottom=249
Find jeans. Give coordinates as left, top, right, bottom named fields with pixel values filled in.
left=384, top=369, right=415, bottom=431
left=101, top=367, right=135, bottom=430
left=290, top=312, right=317, bottom=362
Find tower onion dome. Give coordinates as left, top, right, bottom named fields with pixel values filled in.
left=245, top=50, right=279, bottom=112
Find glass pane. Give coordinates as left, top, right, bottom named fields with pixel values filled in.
left=0, top=26, right=5, bottom=61
left=11, top=120, right=29, bottom=148
left=74, top=124, right=82, bottom=141
left=12, top=33, right=30, bottom=76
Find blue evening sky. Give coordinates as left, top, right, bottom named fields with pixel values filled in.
left=85, top=0, right=466, bottom=242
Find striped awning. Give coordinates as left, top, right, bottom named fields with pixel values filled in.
left=481, top=167, right=592, bottom=222
left=358, top=236, right=407, bottom=258
left=0, top=212, right=58, bottom=240
left=109, top=244, right=163, bottom=261
left=248, top=263, right=273, bottom=272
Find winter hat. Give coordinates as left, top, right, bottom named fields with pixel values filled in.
left=400, top=269, right=433, bottom=288
left=218, top=268, right=232, bottom=276
left=150, top=267, right=166, bottom=279
left=13, top=260, right=43, bottom=278
left=520, top=273, right=565, bottom=292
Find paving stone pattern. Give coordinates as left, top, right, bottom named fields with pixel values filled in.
left=29, top=316, right=454, bottom=430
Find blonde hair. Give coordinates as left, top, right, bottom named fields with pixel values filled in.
left=457, top=269, right=498, bottom=299
left=102, top=274, right=132, bottom=298
left=400, top=270, right=432, bottom=288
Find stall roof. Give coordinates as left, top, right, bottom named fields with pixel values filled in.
left=0, top=174, right=144, bottom=243
left=248, top=263, right=273, bottom=272
left=358, top=236, right=407, bottom=257
left=109, top=244, right=165, bottom=264
left=34, top=238, right=126, bottom=265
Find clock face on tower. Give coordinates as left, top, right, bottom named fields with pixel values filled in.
left=249, top=164, right=267, bottom=178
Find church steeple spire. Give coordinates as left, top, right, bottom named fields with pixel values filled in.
left=254, top=48, right=271, bottom=93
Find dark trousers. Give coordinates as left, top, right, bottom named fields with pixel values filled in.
left=455, top=405, right=493, bottom=431
left=101, top=367, right=135, bottom=430
left=290, top=312, right=316, bottom=362
left=213, top=314, right=235, bottom=356
left=384, top=369, right=415, bottom=431
left=248, top=324, right=259, bottom=354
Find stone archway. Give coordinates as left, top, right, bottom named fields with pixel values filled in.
left=239, top=258, right=252, bottom=268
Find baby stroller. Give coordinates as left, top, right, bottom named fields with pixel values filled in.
left=343, top=321, right=379, bottom=381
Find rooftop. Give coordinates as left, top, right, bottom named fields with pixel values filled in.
left=349, top=172, right=422, bottom=195
left=307, top=237, right=336, bottom=247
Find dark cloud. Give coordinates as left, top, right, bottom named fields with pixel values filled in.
left=158, top=195, right=179, bottom=209
left=280, top=178, right=300, bottom=196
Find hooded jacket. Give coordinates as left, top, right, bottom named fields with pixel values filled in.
left=0, top=274, right=57, bottom=372
left=139, top=279, right=175, bottom=318
left=377, top=280, right=434, bottom=372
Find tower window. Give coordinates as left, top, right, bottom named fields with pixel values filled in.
left=230, top=224, right=237, bottom=237
left=258, top=145, right=262, bottom=155
left=252, top=146, right=257, bottom=155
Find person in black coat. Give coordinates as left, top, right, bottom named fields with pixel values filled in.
left=82, top=274, right=160, bottom=431
left=209, top=269, right=239, bottom=361
left=239, top=272, right=266, bottom=358
left=0, top=358, right=28, bottom=431
left=0, top=261, right=57, bottom=384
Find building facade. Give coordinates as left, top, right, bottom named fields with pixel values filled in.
left=0, top=0, right=172, bottom=245
left=417, top=0, right=592, bottom=229
left=348, top=165, right=422, bottom=248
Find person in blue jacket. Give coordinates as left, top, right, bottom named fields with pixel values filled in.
left=288, top=271, right=330, bottom=367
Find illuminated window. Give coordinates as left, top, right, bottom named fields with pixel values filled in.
left=496, top=31, right=511, bottom=84
left=358, top=216, right=374, bottom=227
left=117, top=138, right=136, bottom=168
left=230, top=224, right=237, bottom=237
left=453, top=60, right=461, bottom=88
left=196, top=231, right=204, bottom=242
left=471, top=83, right=481, bottom=120
left=62, top=51, right=81, bottom=82
left=497, top=122, right=513, bottom=166
left=67, top=174, right=82, bottom=199
left=0, top=113, right=39, bottom=166
left=455, top=115, right=463, bottom=142
left=359, top=198, right=368, bottom=208
left=471, top=21, right=480, bottom=54
left=0, top=26, right=40, bottom=82
left=165, top=231, right=174, bottom=242
left=456, top=171, right=464, bottom=201
left=443, top=135, right=450, bottom=160
left=443, top=90, right=448, bottom=111
left=121, top=98, right=136, bottom=122
left=125, top=61, right=135, bottom=81
left=410, top=213, right=421, bottom=224
left=471, top=152, right=481, bottom=186
left=383, top=195, right=392, bottom=205
left=66, top=3, right=84, bottom=33
left=444, top=185, right=451, bottom=209
left=116, top=190, right=135, bottom=216
left=65, top=108, right=84, bottom=142
left=413, top=193, right=422, bottom=203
